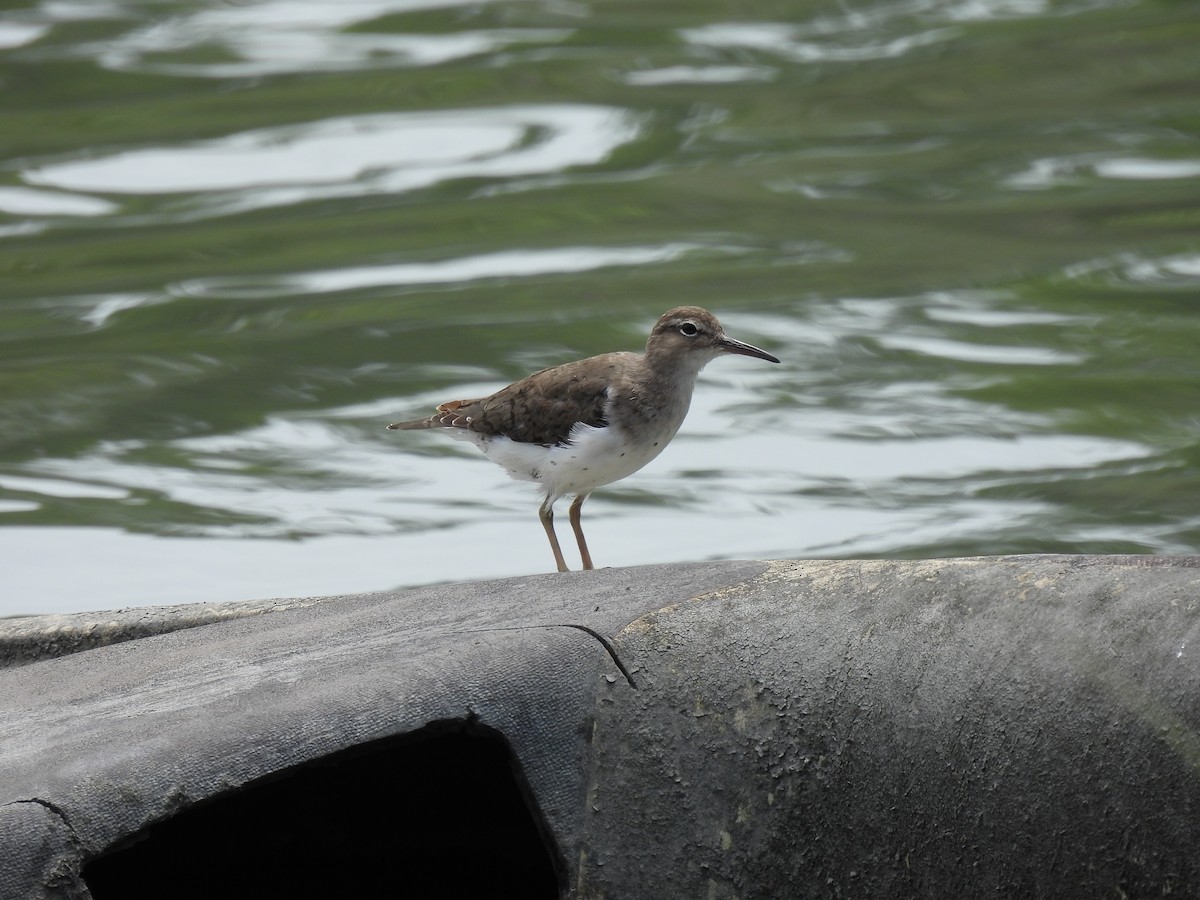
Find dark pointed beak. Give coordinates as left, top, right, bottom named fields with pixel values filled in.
left=717, top=334, right=780, bottom=363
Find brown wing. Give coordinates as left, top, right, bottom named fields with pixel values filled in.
left=389, top=352, right=632, bottom=446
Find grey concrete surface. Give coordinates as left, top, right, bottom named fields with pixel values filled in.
left=2, top=555, right=1199, bottom=898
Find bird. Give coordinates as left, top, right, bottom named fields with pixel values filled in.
left=387, top=306, right=780, bottom=572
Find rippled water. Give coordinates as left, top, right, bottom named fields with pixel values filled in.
left=2, top=0, right=1198, bottom=615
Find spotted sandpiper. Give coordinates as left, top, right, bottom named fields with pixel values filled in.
left=388, top=306, right=780, bottom=572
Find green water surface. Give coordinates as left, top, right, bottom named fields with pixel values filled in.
left=1, top=0, right=1198, bottom=614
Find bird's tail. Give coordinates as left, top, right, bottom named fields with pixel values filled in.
left=387, top=399, right=478, bottom=431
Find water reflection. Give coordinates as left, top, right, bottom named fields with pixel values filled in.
left=1008, top=154, right=1200, bottom=189
left=0, top=473, right=129, bottom=500
left=673, top=0, right=1082, bottom=66
left=1062, top=253, right=1200, bottom=288
left=178, top=243, right=729, bottom=299
left=875, top=334, right=1086, bottom=366
left=24, top=105, right=641, bottom=217
left=680, top=0, right=1123, bottom=66
left=0, top=21, right=47, bottom=49
left=1095, top=159, right=1200, bottom=180
left=624, top=65, right=776, bottom=86
left=681, top=21, right=953, bottom=63
left=0, top=186, right=116, bottom=217
left=36, top=0, right=571, bottom=77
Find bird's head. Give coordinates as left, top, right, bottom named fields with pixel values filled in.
left=646, top=306, right=780, bottom=369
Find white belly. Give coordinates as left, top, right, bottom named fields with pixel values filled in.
left=452, top=419, right=678, bottom=503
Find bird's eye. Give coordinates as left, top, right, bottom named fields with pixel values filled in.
left=679, top=322, right=699, bottom=337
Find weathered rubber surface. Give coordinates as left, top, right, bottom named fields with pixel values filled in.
left=581, top=556, right=1200, bottom=898
left=0, top=594, right=345, bottom=670
left=3, top=555, right=1199, bottom=899
left=0, top=560, right=766, bottom=899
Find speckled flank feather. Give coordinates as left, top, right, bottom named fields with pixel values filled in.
left=387, top=353, right=628, bottom=447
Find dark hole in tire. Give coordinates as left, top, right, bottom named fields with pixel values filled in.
left=83, top=720, right=563, bottom=899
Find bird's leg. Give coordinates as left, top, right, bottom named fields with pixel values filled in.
left=568, top=493, right=594, bottom=570
left=539, top=498, right=569, bottom=573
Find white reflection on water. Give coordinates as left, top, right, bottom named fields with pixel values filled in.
left=681, top=21, right=954, bottom=64
left=24, top=105, right=641, bottom=216
left=48, top=242, right=723, bottom=323
left=23, top=292, right=163, bottom=329
left=79, top=294, right=160, bottom=328
left=924, top=305, right=1079, bottom=327
left=941, top=0, right=1048, bottom=19
left=875, top=334, right=1086, bottom=366
left=1095, top=158, right=1200, bottom=180
left=624, top=65, right=776, bottom=86
left=679, top=0, right=1125, bottom=66
left=39, top=0, right=570, bottom=77
left=1129, top=255, right=1200, bottom=282
left=177, top=243, right=721, bottom=299
left=0, top=21, right=49, bottom=49
left=1008, top=154, right=1200, bottom=189
left=1, top=527, right=423, bottom=612
left=30, top=118, right=515, bottom=194
left=103, top=27, right=572, bottom=78
left=769, top=290, right=1093, bottom=368
left=0, top=223, right=48, bottom=239
left=1062, top=252, right=1200, bottom=288
left=0, top=186, right=116, bottom=217
left=0, top=474, right=129, bottom=500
